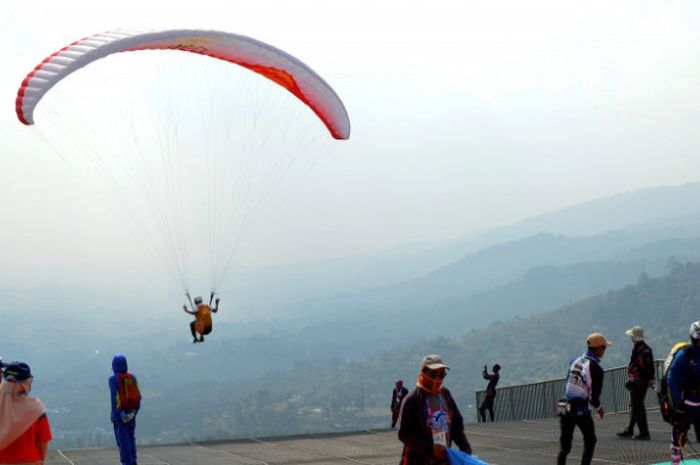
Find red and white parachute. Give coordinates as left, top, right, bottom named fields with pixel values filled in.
left=16, top=29, right=350, bottom=294
left=16, top=29, right=350, bottom=139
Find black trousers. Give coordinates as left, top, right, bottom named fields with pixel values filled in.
left=391, top=407, right=400, bottom=428
left=558, top=413, right=596, bottom=465
left=479, top=395, right=495, bottom=422
left=672, top=409, right=700, bottom=447
left=190, top=321, right=212, bottom=338
left=625, top=382, right=649, bottom=435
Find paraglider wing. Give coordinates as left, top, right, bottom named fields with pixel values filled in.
left=15, top=29, right=350, bottom=139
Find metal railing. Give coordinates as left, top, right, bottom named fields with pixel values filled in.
left=475, top=360, right=664, bottom=422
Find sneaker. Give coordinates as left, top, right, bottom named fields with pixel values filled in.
left=193, top=338, right=199, bottom=343
left=672, top=445, right=682, bottom=465
left=616, top=430, right=633, bottom=438
left=634, top=434, right=650, bottom=440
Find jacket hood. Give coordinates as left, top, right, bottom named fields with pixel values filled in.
left=112, top=354, right=128, bottom=374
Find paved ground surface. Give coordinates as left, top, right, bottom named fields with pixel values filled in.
left=45, top=411, right=700, bottom=465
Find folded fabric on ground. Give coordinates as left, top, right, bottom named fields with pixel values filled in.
left=447, top=448, right=489, bottom=465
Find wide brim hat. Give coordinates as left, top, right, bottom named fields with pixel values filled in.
left=625, top=326, right=644, bottom=341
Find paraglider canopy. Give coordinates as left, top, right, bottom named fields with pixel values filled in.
left=16, top=29, right=350, bottom=139
left=16, top=29, right=350, bottom=295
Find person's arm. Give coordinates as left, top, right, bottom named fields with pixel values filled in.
left=36, top=414, right=52, bottom=464
left=212, top=297, right=220, bottom=313
left=183, top=305, right=196, bottom=315
left=642, top=345, right=655, bottom=381
left=391, top=389, right=397, bottom=409
left=669, top=350, right=689, bottom=408
left=38, top=440, right=49, bottom=464
left=109, top=377, right=118, bottom=420
left=398, top=391, right=433, bottom=458
left=445, top=390, right=472, bottom=454
left=589, top=361, right=604, bottom=415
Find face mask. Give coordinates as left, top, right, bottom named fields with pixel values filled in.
left=417, top=372, right=444, bottom=395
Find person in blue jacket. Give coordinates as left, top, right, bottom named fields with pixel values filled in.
left=667, top=321, right=700, bottom=465
left=109, top=354, right=141, bottom=465
left=557, top=332, right=610, bottom=465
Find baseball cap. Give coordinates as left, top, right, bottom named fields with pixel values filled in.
left=420, top=354, right=450, bottom=371
left=587, top=332, right=613, bottom=348
left=3, top=362, right=32, bottom=382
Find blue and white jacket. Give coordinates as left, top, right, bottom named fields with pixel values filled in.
left=563, top=350, right=604, bottom=414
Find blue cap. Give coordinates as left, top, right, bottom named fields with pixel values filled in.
left=3, top=362, right=32, bottom=381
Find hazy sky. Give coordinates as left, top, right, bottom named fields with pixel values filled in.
left=3, top=0, right=700, bottom=291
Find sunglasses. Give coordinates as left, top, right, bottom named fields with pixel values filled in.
left=424, top=369, right=447, bottom=379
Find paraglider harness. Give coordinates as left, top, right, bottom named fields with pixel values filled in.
left=658, top=342, right=697, bottom=424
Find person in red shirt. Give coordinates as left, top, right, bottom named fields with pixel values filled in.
left=0, top=362, right=52, bottom=465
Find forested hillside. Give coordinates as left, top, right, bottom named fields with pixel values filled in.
left=48, top=260, right=699, bottom=447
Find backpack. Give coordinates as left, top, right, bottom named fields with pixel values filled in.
left=658, top=342, right=691, bottom=423
left=117, top=372, right=141, bottom=412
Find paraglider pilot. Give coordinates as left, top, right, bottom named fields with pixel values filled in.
left=184, top=293, right=220, bottom=343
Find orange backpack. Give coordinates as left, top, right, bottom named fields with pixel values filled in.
left=117, top=372, right=141, bottom=411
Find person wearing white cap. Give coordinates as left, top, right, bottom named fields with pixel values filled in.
left=616, top=326, right=654, bottom=440
left=557, top=332, right=612, bottom=465
left=397, top=354, right=472, bottom=464
left=667, top=321, right=700, bottom=465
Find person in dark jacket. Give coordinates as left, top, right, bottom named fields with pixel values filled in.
left=479, top=363, right=501, bottom=422
left=398, top=354, right=472, bottom=465
left=667, top=321, right=700, bottom=465
left=109, top=354, right=141, bottom=465
left=391, top=379, right=409, bottom=428
left=616, top=326, right=654, bottom=440
left=557, top=332, right=610, bottom=465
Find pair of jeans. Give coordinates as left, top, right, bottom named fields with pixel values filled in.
left=557, top=412, right=596, bottom=465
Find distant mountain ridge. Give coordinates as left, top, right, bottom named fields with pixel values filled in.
left=228, top=182, right=700, bottom=312
left=269, top=227, right=700, bottom=324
